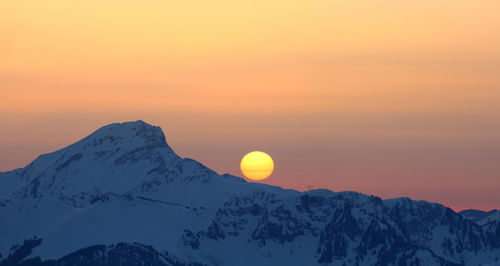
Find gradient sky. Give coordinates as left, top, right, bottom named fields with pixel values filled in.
left=1, top=0, right=499, bottom=211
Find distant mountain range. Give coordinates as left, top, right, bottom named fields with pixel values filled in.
left=1, top=121, right=499, bottom=266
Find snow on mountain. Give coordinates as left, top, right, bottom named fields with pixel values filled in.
left=460, top=209, right=500, bottom=226
left=1, top=121, right=499, bottom=266
left=460, top=209, right=500, bottom=259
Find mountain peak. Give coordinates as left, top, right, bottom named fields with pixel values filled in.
left=83, top=120, right=169, bottom=149
left=1, top=121, right=500, bottom=265
left=6, top=121, right=188, bottom=200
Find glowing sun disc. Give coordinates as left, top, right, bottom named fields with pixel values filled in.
left=240, top=151, right=274, bottom=180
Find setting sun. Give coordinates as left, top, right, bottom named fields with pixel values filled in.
left=240, top=151, right=274, bottom=181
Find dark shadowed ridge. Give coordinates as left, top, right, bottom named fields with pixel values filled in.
left=0, top=121, right=499, bottom=266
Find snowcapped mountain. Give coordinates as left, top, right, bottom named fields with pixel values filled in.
left=1, top=120, right=499, bottom=266
left=459, top=209, right=500, bottom=262
left=460, top=210, right=500, bottom=226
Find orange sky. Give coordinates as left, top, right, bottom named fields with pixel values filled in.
left=1, top=0, right=499, bottom=211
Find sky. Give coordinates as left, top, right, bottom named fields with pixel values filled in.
left=1, top=0, right=499, bottom=211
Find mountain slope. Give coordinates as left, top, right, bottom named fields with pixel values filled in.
left=460, top=209, right=500, bottom=226
left=1, top=121, right=499, bottom=266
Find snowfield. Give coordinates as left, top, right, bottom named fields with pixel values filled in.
left=0, top=121, right=499, bottom=266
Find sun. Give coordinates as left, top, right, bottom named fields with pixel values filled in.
left=240, top=151, right=274, bottom=181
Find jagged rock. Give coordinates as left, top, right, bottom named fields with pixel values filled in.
left=1, top=121, right=499, bottom=266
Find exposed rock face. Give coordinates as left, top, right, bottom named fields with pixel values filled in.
left=1, top=121, right=499, bottom=266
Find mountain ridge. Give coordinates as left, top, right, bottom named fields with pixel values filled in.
left=1, top=121, right=499, bottom=265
